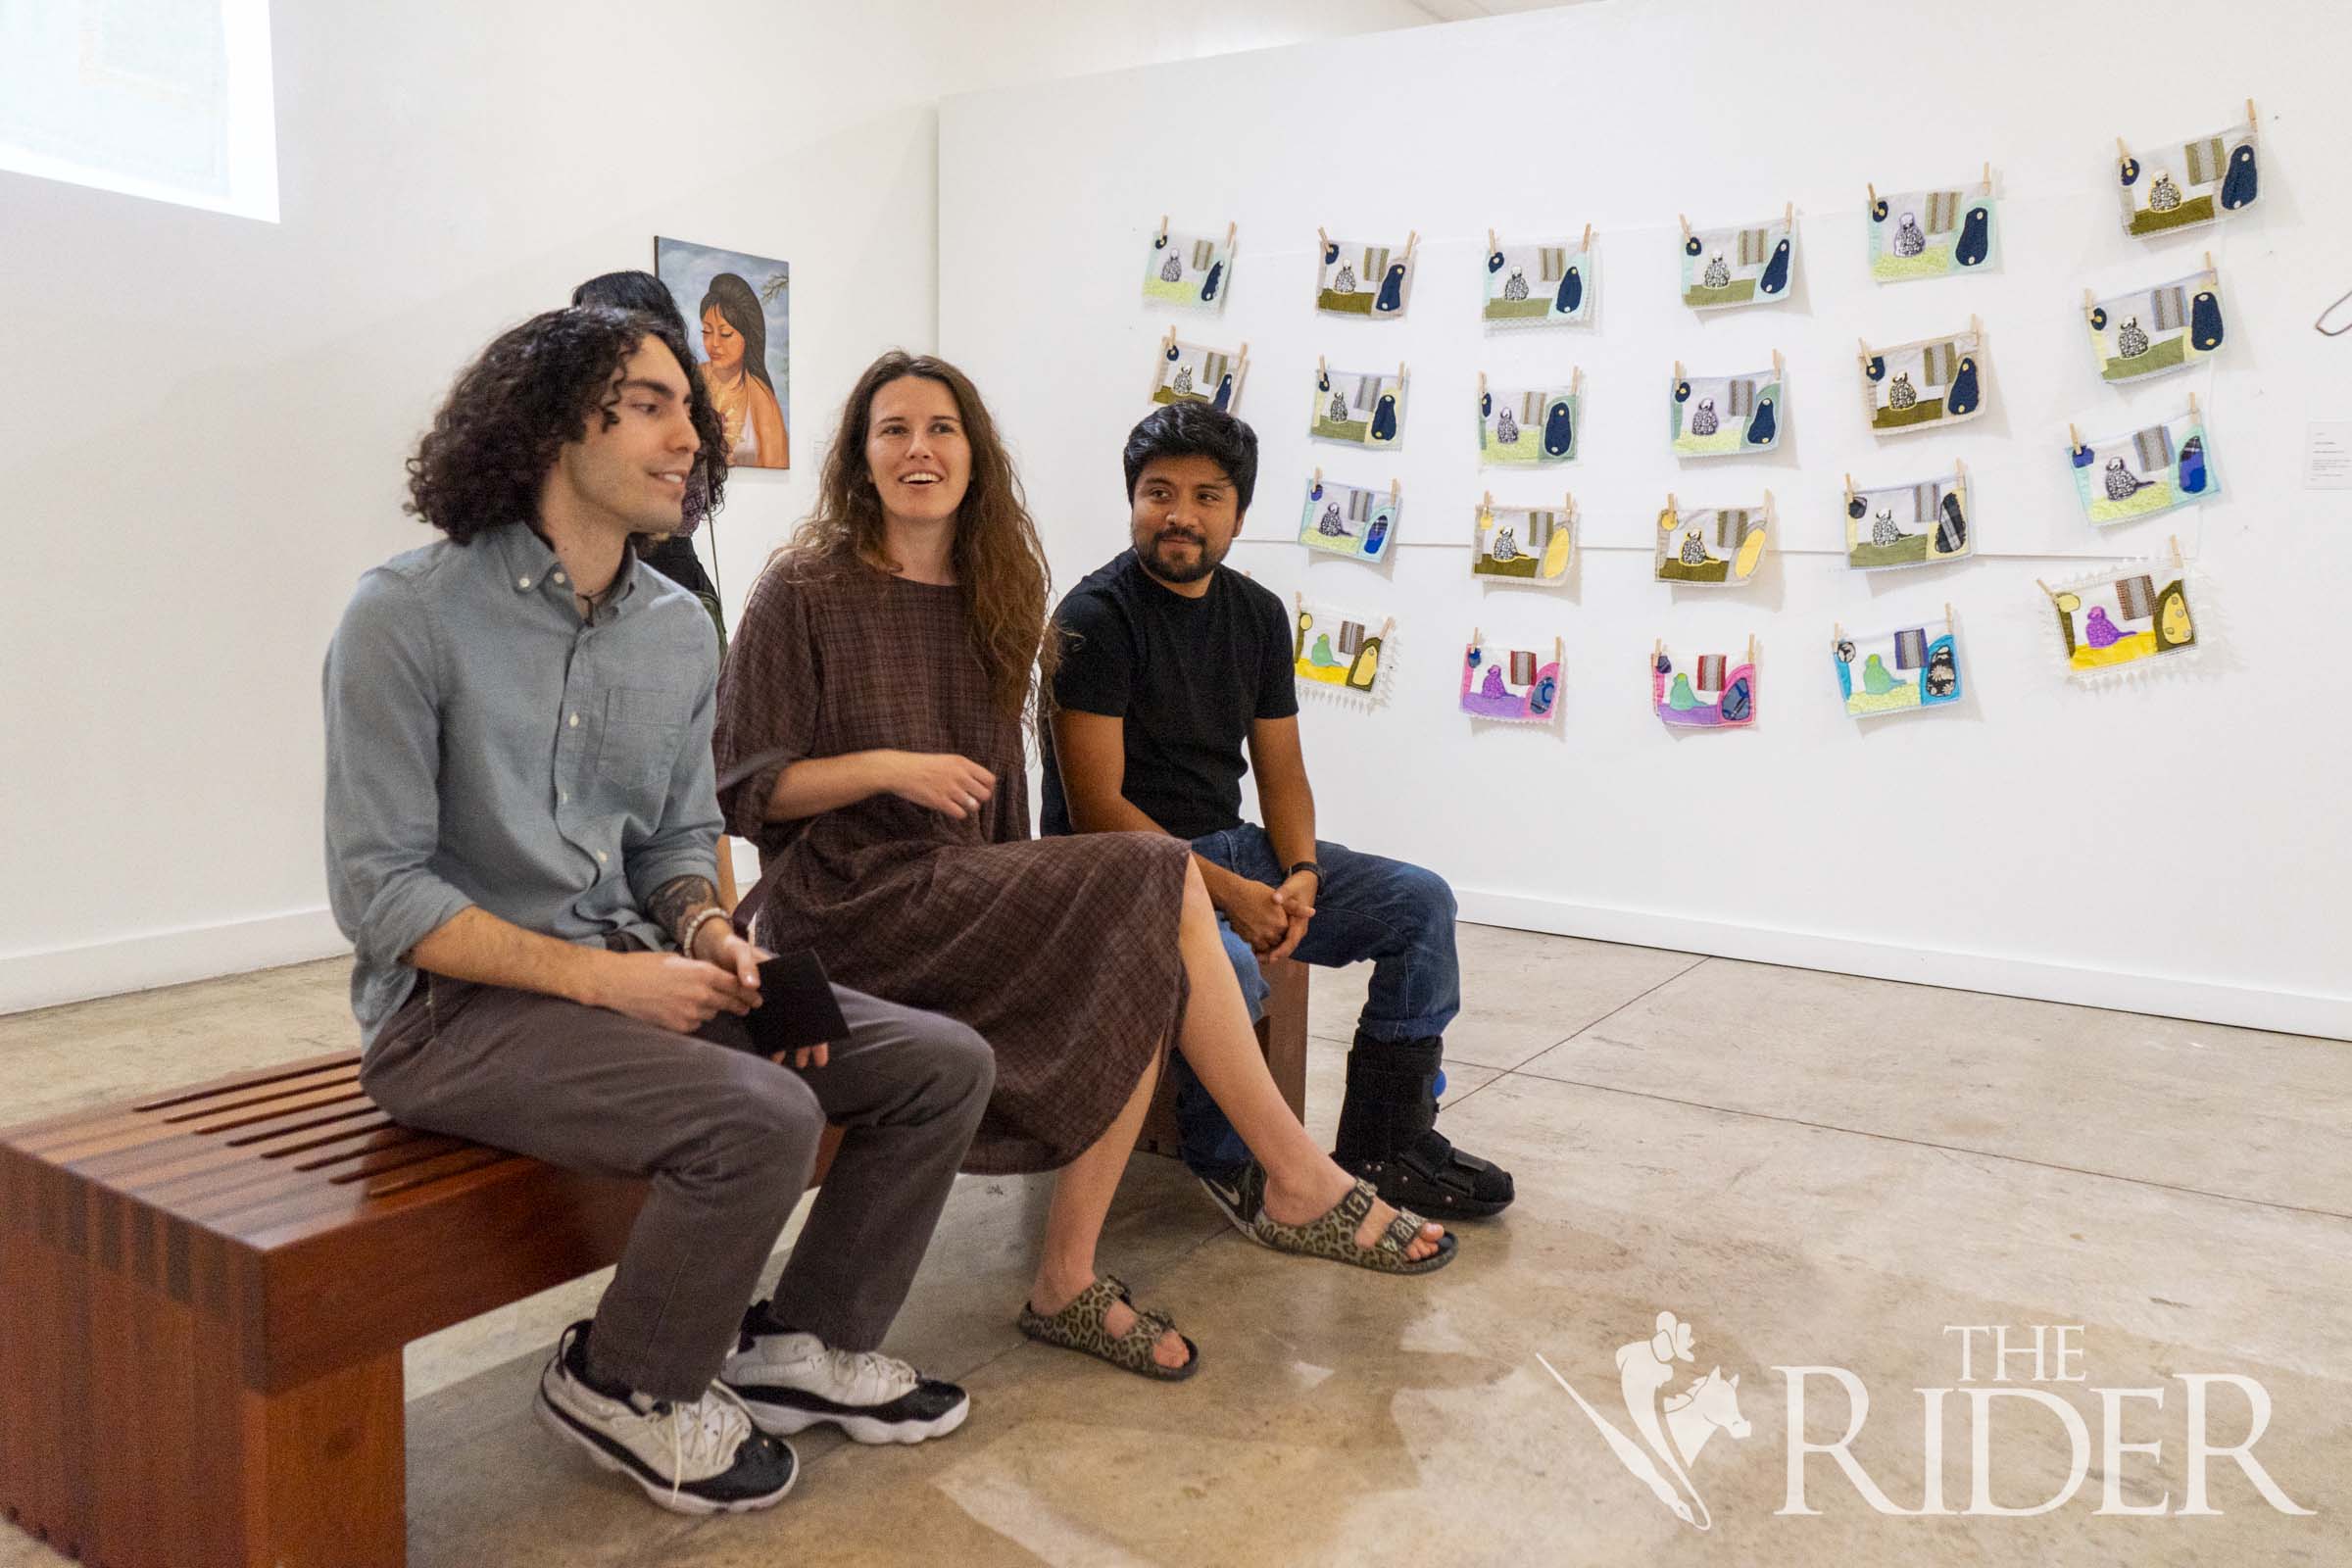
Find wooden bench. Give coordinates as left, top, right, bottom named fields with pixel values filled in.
left=0, top=960, right=1305, bottom=1567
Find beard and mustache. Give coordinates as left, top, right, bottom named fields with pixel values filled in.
left=1144, top=525, right=1224, bottom=584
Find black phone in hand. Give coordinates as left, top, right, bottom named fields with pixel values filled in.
left=742, top=951, right=850, bottom=1058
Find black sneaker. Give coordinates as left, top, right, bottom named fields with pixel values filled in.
left=720, top=1305, right=969, bottom=1445
left=1196, top=1158, right=1265, bottom=1238
left=535, top=1321, right=798, bottom=1514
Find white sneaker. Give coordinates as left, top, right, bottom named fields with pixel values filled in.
left=536, top=1321, right=799, bottom=1514
left=720, top=1304, right=970, bottom=1445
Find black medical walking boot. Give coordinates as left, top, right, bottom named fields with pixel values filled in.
left=1331, top=1032, right=1515, bottom=1219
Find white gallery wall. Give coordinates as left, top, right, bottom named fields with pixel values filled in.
left=0, top=0, right=1441, bottom=1015
left=942, top=0, right=2352, bottom=1037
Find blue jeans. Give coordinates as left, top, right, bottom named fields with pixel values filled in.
left=1173, top=825, right=1461, bottom=1176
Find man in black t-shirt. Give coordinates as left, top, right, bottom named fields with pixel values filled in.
left=1042, top=404, right=1513, bottom=1223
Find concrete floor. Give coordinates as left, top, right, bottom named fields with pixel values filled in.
left=2, top=927, right=2346, bottom=1565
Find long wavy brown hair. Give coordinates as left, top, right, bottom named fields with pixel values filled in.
left=788, top=352, right=1056, bottom=718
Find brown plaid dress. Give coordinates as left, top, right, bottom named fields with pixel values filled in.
left=714, top=553, right=1191, bottom=1174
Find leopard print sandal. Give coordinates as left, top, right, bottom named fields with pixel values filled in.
left=1017, top=1275, right=1200, bottom=1382
left=1243, top=1174, right=1457, bottom=1276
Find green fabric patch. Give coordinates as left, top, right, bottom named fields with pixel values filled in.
left=1847, top=534, right=1931, bottom=569
left=2085, top=478, right=2178, bottom=524
left=1472, top=555, right=1542, bottom=579
left=1870, top=242, right=1959, bottom=281
left=2130, top=195, right=2216, bottom=235
left=1312, top=416, right=1370, bottom=442
left=1656, top=556, right=1730, bottom=584
left=1317, top=290, right=1375, bottom=316
left=1873, top=398, right=1947, bottom=430
left=1672, top=426, right=1750, bottom=457
left=1685, top=278, right=1757, bottom=308
left=1484, top=298, right=1552, bottom=321
left=1142, top=276, right=1196, bottom=304
left=2103, top=334, right=2186, bottom=379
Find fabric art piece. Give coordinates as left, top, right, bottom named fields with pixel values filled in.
left=2117, top=106, right=2259, bottom=238
left=1143, top=220, right=1234, bottom=311
left=1484, top=225, right=1595, bottom=328
left=1460, top=630, right=1561, bottom=725
left=1470, top=492, right=1575, bottom=585
left=1654, top=493, right=1771, bottom=586
left=1680, top=210, right=1794, bottom=311
left=1860, top=322, right=1986, bottom=434
left=1293, top=596, right=1395, bottom=703
left=1867, top=174, right=1997, bottom=281
left=2068, top=404, right=2217, bottom=527
left=1480, top=371, right=1580, bottom=466
left=2085, top=264, right=2223, bottom=384
left=1309, top=359, right=1407, bottom=448
left=1652, top=639, right=1756, bottom=729
left=1316, top=229, right=1417, bottom=318
left=2039, top=546, right=2197, bottom=680
left=1843, top=464, right=1971, bottom=570
left=1670, top=357, right=1783, bottom=458
left=1150, top=329, right=1247, bottom=412
left=1834, top=613, right=1963, bottom=718
left=1298, top=472, right=1399, bottom=564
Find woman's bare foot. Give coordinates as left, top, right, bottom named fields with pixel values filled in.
left=1262, top=1164, right=1446, bottom=1261
left=1027, top=1267, right=1192, bottom=1371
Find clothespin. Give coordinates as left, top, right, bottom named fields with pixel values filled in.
left=2247, top=98, right=2258, bottom=126
left=1571, top=366, right=1584, bottom=397
left=2084, top=287, right=2096, bottom=314
left=1971, top=314, right=1982, bottom=338
left=2188, top=389, right=2200, bottom=417
left=1772, top=348, right=1785, bottom=378
left=1478, top=370, right=1488, bottom=398
left=1317, top=225, right=1329, bottom=252
left=1763, top=487, right=1776, bottom=517
left=1237, top=340, right=1250, bottom=363
left=1224, top=220, right=1235, bottom=250
left=2170, top=534, right=2184, bottom=568
left=1843, top=471, right=1855, bottom=503
left=1157, top=214, right=1168, bottom=242
left=1483, top=488, right=1494, bottom=512
left=1866, top=180, right=1878, bottom=206
left=1782, top=200, right=1793, bottom=228
left=1317, top=354, right=1327, bottom=378
left=1944, top=603, right=1954, bottom=632
left=1653, top=636, right=1663, bottom=665
left=1388, top=476, right=1401, bottom=505
left=1404, top=230, right=1420, bottom=259
left=1313, top=465, right=1322, bottom=485
left=1954, top=456, right=1968, bottom=486
left=1858, top=335, right=1874, bottom=362
left=1378, top=615, right=1396, bottom=642
left=2035, top=578, right=2057, bottom=602
left=1397, top=360, right=1407, bottom=384
left=1835, top=619, right=1844, bottom=643
left=1666, top=491, right=1678, bottom=514
left=2203, top=249, right=2214, bottom=275
left=1474, top=624, right=1484, bottom=646
left=2117, top=134, right=2132, bottom=161
left=1581, top=221, right=1592, bottom=252
left=1982, top=162, right=1992, bottom=192
left=1487, top=227, right=1498, bottom=257
left=1746, top=633, right=1757, bottom=666
left=1674, top=359, right=1685, bottom=381
left=1678, top=214, right=1691, bottom=242
left=2069, top=421, right=2083, bottom=450
left=1562, top=489, right=1576, bottom=517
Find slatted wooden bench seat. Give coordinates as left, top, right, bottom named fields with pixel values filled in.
left=0, top=959, right=1305, bottom=1567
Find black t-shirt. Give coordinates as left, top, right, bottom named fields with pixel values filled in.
left=1040, top=550, right=1298, bottom=841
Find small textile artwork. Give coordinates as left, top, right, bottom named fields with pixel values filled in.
left=1471, top=498, right=1575, bottom=585
left=1309, top=365, right=1407, bottom=449
left=1835, top=622, right=1963, bottom=718
left=1681, top=217, right=1795, bottom=311
left=2086, top=267, right=2222, bottom=384
left=1293, top=598, right=1395, bottom=704
left=2069, top=409, right=2217, bottom=527
left=1868, top=184, right=1997, bottom=281
left=1480, top=382, right=1579, bottom=466
left=2044, top=559, right=2197, bottom=681
left=2117, top=119, right=2258, bottom=238
left=1151, top=333, right=1248, bottom=413
left=1484, top=236, right=1595, bottom=328
left=1653, top=645, right=1756, bottom=729
left=1143, top=224, right=1234, bottom=312
left=1298, top=477, right=1399, bottom=564
left=1670, top=367, right=1783, bottom=458
left=1844, top=468, right=1972, bottom=570
left=1860, top=326, right=1987, bottom=434
left=1654, top=497, right=1771, bottom=586
left=1460, top=633, right=1562, bottom=725
left=1316, top=234, right=1417, bottom=318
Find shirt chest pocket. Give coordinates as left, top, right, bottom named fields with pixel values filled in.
left=597, top=686, right=689, bottom=795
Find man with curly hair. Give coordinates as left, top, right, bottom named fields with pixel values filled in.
left=322, top=307, right=993, bottom=1514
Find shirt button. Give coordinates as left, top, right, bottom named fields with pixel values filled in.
left=567, top=712, right=579, bottom=727
left=595, top=850, right=609, bottom=863
left=517, top=576, right=531, bottom=588
left=559, top=790, right=568, bottom=804
left=553, top=571, right=567, bottom=585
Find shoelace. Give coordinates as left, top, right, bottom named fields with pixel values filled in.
left=821, top=1346, right=917, bottom=1401
left=647, top=1387, right=753, bottom=1509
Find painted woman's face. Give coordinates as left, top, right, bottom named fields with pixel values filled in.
left=700, top=306, right=744, bottom=374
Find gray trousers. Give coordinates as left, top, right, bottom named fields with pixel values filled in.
left=361, top=972, right=994, bottom=1400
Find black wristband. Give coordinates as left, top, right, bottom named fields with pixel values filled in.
left=1286, top=859, right=1323, bottom=888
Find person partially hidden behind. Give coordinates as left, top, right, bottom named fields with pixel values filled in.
left=1042, top=402, right=1515, bottom=1227
left=322, top=304, right=992, bottom=1514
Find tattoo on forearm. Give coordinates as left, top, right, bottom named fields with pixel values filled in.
left=649, top=875, right=720, bottom=950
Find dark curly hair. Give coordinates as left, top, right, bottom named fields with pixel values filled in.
left=404, top=306, right=728, bottom=544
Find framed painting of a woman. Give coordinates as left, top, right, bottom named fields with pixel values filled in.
left=655, top=235, right=791, bottom=469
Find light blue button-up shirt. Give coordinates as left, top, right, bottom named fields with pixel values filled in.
left=322, top=522, right=722, bottom=1046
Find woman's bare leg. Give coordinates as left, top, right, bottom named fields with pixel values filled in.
left=1026, top=1046, right=1192, bottom=1369
left=1170, top=862, right=1444, bottom=1259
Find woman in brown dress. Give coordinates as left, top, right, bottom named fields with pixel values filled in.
left=714, top=353, right=1451, bottom=1380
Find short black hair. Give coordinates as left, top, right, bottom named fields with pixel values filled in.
left=1123, top=402, right=1257, bottom=514
left=571, top=270, right=688, bottom=338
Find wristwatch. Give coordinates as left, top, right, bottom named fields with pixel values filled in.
left=1286, top=860, right=1323, bottom=890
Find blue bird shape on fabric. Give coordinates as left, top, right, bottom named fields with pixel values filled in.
left=1323, top=241, right=1340, bottom=266
left=1370, top=394, right=1398, bottom=443
left=1556, top=266, right=1582, bottom=316
left=1758, top=238, right=1790, bottom=296
left=1945, top=357, right=1981, bottom=418
left=2221, top=143, right=2258, bottom=210
left=1375, top=262, right=1408, bottom=314
left=2191, top=291, right=2225, bottom=352
left=1212, top=373, right=1233, bottom=412
left=1363, top=514, right=1389, bottom=556
left=1488, top=251, right=1505, bottom=273
left=2072, top=442, right=2096, bottom=469
left=1543, top=398, right=1575, bottom=457
left=1865, top=355, right=1886, bottom=382
left=1744, top=396, right=1777, bottom=446
left=1955, top=206, right=1991, bottom=268
left=2178, top=435, right=2208, bottom=494
left=1200, top=261, right=1222, bottom=302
